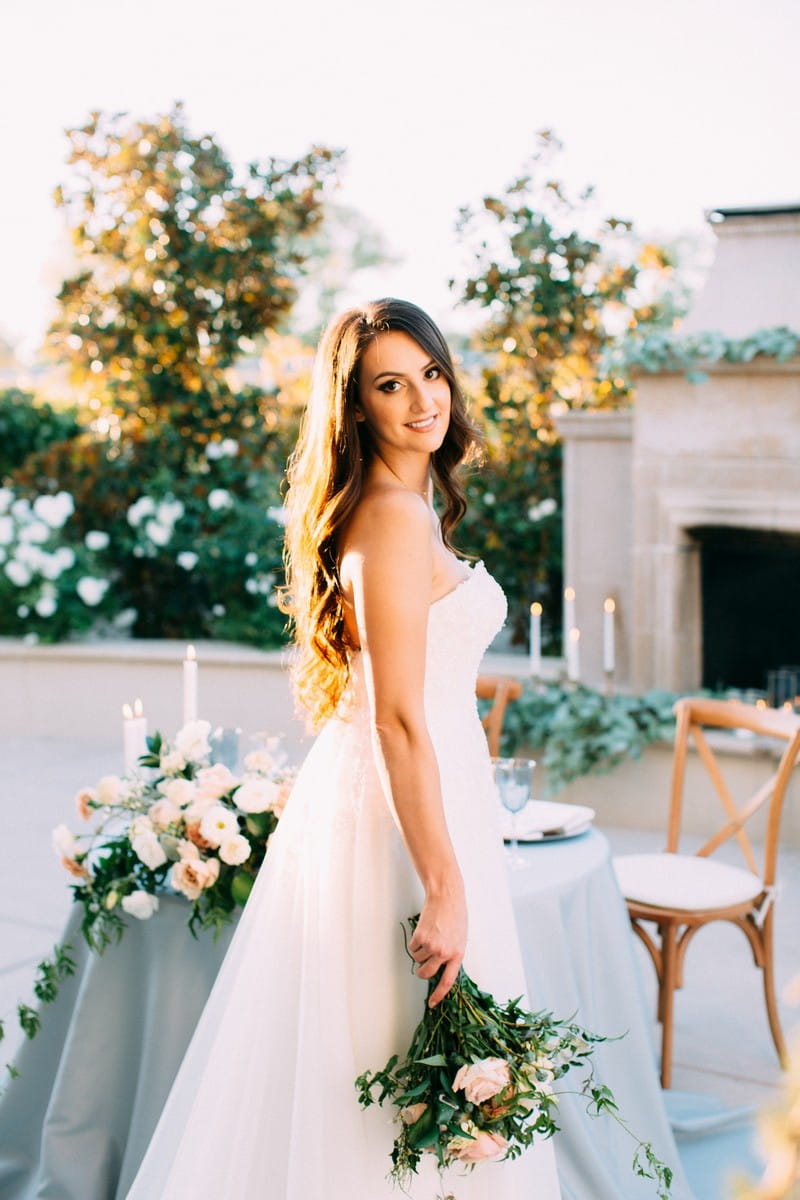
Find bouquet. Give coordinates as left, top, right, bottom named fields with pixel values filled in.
left=52, top=719, right=297, bottom=951
left=356, top=917, right=673, bottom=1198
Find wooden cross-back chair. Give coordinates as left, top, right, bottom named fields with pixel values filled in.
left=613, top=696, right=800, bottom=1088
left=476, top=675, right=523, bottom=757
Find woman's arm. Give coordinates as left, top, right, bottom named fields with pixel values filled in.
left=340, top=491, right=466, bottom=1007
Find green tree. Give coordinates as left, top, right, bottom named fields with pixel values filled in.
left=47, top=102, right=340, bottom=434
left=454, top=132, right=681, bottom=645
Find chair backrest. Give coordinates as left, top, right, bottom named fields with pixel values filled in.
left=476, top=675, right=523, bottom=757
left=668, top=697, right=800, bottom=884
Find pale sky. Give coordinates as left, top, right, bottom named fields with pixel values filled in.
left=1, top=0, right=798, bottom=358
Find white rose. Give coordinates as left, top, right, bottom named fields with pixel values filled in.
left=131, top=830, right=168, bottom=870
left=174, top=720, right=212, bottom=763
left=177, top=551, right=198, bottom=570
left=242, top=748, right=275, bottom=774
left=85, top=530, right=110, bottom=551
left=33, top=491, right=74, bottom=528
left=52, top=823, right=79, bottom=858
left=199, top=804, right=240, bottom=847
left=219, top=835, right=251, bottom=866
left=159, top=748, right=187, bottom=775
left=127, top=496, right=156, bottom=527
left=235, top=777, right=280, bottom=814
left=121, top=890, right=160, bottom=920
left=159, top=777, right=197, bottom=807
left=144, top=519, right=171, bottom=546
left=5, top=560, right=32, bottom=587
left=76, top=576, right=109, bottom=606
left=97, top=774, right=124, bottom=806
left=129, top=814, right=155, bottom=838
left=19, top=520, right=50, bottom=544
left=208, top=488, right=233, bottom=511
left=195, top=763, right=239, bottom=800
left=35, top=593, right=58, bottom=618
left=183, top=794, right=218, bottom=823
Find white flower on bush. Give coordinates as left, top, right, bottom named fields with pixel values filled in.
left=157, top=498, right=184, bottom=527
left=131, top=828, right=168, bottom=870
left=54, top=546, right=76, bottom=574
left=144, top=519, right=172, bottom=547
left=52, top=823, right=79, bottom=859
left=173, top=719, right=212, bottom=763
left=97, top=774, right=124, bottom=806
left=33, top=492, right=74, bottom=529
left=0, top=515, right=13, bottom=545
left=159, top=748, right=187, bottom=775
left=177, top=551, right=198, bottom=571
left=199, top=804, right=240, bottom=847
left=35, top=588, right=58, bottom=618
left=219, top=834, right=251, bottom=866
left=527, top=498, right=558, bottom=523
left=85, top=530, right=110, bottom=551
left=267, top=505, right=288, bottom=526
left=121, top=890, right=160, bottom=920
left=127, top=496, right=156, bottom=527
left=18, top=520, right=50, bottom=544
left=159, top=777, right=197, bottom=807
left=208, top=488, right=233, bottom=512
left=205, top=438, right=239, bottom=460
left=5, top=559, right=32, bottom=587
left=0, top=488, right=13, bottom=515
left=235, top=776, right=280, bottom=814
left=11, top=498, right=31, bottom=521
left=244, top=551, right=258, bottom=567
left=77, top=576, right=110, bottom=607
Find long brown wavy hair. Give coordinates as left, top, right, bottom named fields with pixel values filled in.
left=281, top=298, right=482, bottom=729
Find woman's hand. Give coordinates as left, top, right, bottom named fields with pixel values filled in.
left=409, top=884, right=467, bottom=1008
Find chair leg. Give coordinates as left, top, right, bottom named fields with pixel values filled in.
left=658, top=921, right=679, bottom=1089
left=760, top=909, right=790, bottom=1069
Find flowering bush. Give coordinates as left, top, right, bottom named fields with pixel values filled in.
left=356, top=918, right=673, bottom=1197
left=54, top=719, right=297, bottom=949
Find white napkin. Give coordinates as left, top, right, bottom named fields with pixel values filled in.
left=501, top=800, right=595, bottom=840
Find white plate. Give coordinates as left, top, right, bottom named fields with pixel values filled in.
left=500, top=800, right=596, bottom=843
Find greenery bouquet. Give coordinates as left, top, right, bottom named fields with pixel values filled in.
left=356, top=918, right=672, bottom=1198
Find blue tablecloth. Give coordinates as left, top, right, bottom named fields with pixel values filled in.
left=0, top=829, right=692, bottom=1199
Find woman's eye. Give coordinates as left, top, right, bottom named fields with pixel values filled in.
left=378, top=380, right=401, bottom=393
left=425, top=366, right=441, bottom=380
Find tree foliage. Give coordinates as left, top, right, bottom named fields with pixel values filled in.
left=454, top=132, right=681, bottom=644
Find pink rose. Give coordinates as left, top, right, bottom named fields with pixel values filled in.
left=74, top=787, right=96, bottom=821
left=195, top=763, right=239, bottom=801
left=170, top=852, right=220, bottom=901
left=452, top=1130, right=508, bottom=1164
left=453, top=1058, right=511, bottom=1105
left=148, top=798, right=182, bottom=830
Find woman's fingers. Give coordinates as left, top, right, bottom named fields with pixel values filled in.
left=428, top=956, right=461, bottom=1008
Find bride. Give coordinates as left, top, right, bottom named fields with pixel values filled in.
left=127, top=299, right=561, bottom=1197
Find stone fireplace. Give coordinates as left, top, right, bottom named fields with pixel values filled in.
left=558, top=206, right=800, bottom=693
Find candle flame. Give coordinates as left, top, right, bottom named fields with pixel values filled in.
left=756, top=698, right=767, bottom=710
left=186, top=644, right=197, bottom=661
left=530, top=602, right=543, bottom=616
left=569, top=627, right=580, bottom=643
left=134, top=698, right=144, bottom=717
left=564, top=586, right=575, bottom=602
left=122, top=703, right=133, bottom=719
left=604, top=597, right=616, bottom=614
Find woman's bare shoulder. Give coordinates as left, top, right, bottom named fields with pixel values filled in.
left=343, top=485, right=430, bottom=551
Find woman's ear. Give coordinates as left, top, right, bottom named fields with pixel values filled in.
left=354, top=406, right=365, bottom=423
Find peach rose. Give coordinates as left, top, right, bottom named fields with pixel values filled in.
left=185, top=819, right=215, bottom=850
left=61, top=855, right=89, bottom=879
left=451, top=1130, right=508, bottom=1164
left=170, top=850, right=220, bottom=901
left=453, top=1058, right=511, bottom=1105
left=400, top=1102, right=428, bottom=1126
left=148, top=798, right=182, bottom=830
left=74, top=787, right=97, bottom=821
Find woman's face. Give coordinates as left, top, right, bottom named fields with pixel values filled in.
left=355, top=330, right=451, bottom=460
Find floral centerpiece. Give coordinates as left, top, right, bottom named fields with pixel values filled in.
left=52, top=719, right=296, bottom=951
left=356, top=917, right=673, bottom=1198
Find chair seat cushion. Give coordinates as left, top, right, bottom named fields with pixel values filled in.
left=612, top=853, right=763, bottom=912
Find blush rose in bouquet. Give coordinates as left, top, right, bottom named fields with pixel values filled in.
left=53, top=719, right=297, bottom=950
left=355, top=917, right=673, bottom=1199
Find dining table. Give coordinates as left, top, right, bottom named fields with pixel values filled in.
left=0, top=827, right=693, bottom=1199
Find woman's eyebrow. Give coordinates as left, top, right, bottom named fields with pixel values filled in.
left=371, top=360, right=437, bottom=383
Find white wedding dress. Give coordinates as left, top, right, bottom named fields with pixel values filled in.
left=127, top=561, right=561, bottom=1199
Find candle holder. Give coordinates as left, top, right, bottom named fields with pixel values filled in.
left=603, top=668, right=615, bottom=698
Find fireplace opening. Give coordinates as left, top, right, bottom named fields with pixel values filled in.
left=692, top=525, right=800, bottom=691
